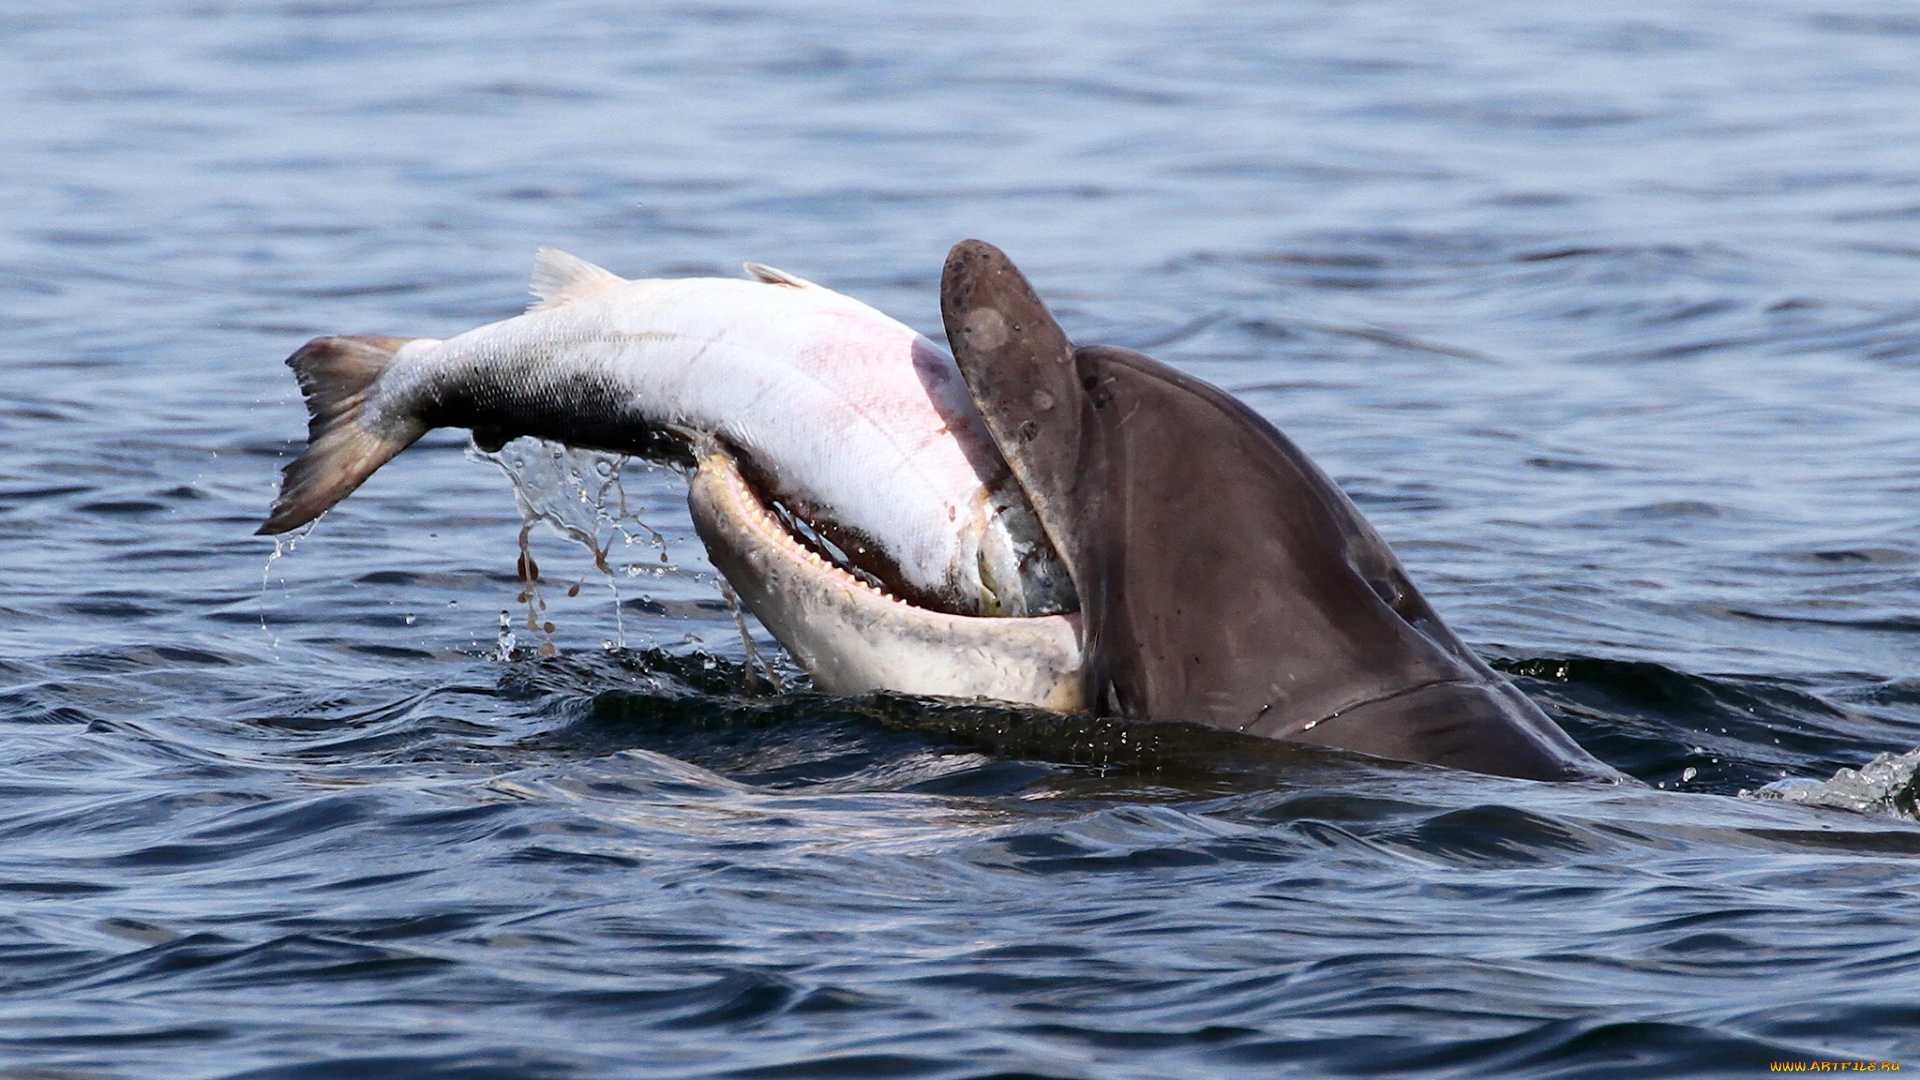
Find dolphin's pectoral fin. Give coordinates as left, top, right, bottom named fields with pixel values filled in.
left=1287, top=680, right=1598, bottom=779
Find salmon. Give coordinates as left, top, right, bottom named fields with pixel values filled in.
left=260, top=249, right=1075, bottom=618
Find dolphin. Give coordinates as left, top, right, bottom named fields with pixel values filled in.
left=258, top=241, right=1614, bottom=781
left=934, top=240, right=1623, bottom=782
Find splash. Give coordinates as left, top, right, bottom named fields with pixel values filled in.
left=258, top=522, right=319, bottom=652
left=718, top=580, right=783, bottom=693
left=1747, top=748, right=1920, bottom=819
left=473, top=437, right=677, bottom=654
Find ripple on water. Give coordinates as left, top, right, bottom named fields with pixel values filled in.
left=4, top=0, right=1920, bottom=1076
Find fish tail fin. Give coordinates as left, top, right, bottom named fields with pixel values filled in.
left=258, top=335, right=427, bottom=535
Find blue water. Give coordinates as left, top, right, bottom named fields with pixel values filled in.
left=4, top=2, right=1920, bottom=1076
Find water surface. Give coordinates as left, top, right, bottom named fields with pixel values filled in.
left=3, top=2, right=1919, bottom=1076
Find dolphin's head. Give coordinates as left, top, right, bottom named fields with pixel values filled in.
left=937, top=240, right=1624, bottom=784
left=686, top=239, right=1624, bottom=784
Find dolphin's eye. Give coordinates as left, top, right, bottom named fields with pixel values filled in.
left=1081, top=374, right=1113, bottom=409
left=1369, top=574, right=1403, bottom=608
left=1370, top=567, right=1441, bottom=632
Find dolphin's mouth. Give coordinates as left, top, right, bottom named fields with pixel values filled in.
left=697, top=449, right=915, bottom=608
left=686, top=446, right=1085, bottom=710
left=705, top=444, right=935, bottom=608
left=755, top=481, right=899, bottom=598
left=708, top=440, right=1073, bottom=621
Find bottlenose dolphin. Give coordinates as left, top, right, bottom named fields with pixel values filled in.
left=264, top=242, right=1619, bottom=782
left=936, top=240, right=1622, bottom=782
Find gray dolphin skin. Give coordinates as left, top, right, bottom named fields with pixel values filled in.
left=939, top=239, right=1625, bottom=783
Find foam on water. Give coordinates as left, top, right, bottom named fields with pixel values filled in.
left=1751, top=749, right=1920, bottom=820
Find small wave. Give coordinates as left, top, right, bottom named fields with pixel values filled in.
left=1498, top=655, right=1872, bottom=792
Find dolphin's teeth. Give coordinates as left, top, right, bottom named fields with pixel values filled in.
left=714, top=453, right=900, bottom=606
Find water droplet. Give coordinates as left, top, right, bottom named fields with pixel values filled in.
left=494, top=610, right=516, bottom=661
left=1681, top=767, right=1697, bottom=783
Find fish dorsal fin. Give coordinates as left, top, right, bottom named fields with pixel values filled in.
left=528, top=247, right=623, bottom=311
left=744, top=263, right=817, bottom=289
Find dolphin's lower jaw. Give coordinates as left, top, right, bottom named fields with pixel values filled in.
left=1274, top=680, right=1625, bottom=783
left=687, top=450, right=1086, bottom=711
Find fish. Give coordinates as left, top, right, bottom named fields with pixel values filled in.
left=259, top=248, right=1076, bottom=618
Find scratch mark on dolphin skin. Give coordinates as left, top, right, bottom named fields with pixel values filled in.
left=965, top=308, right=1010, bottom=350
